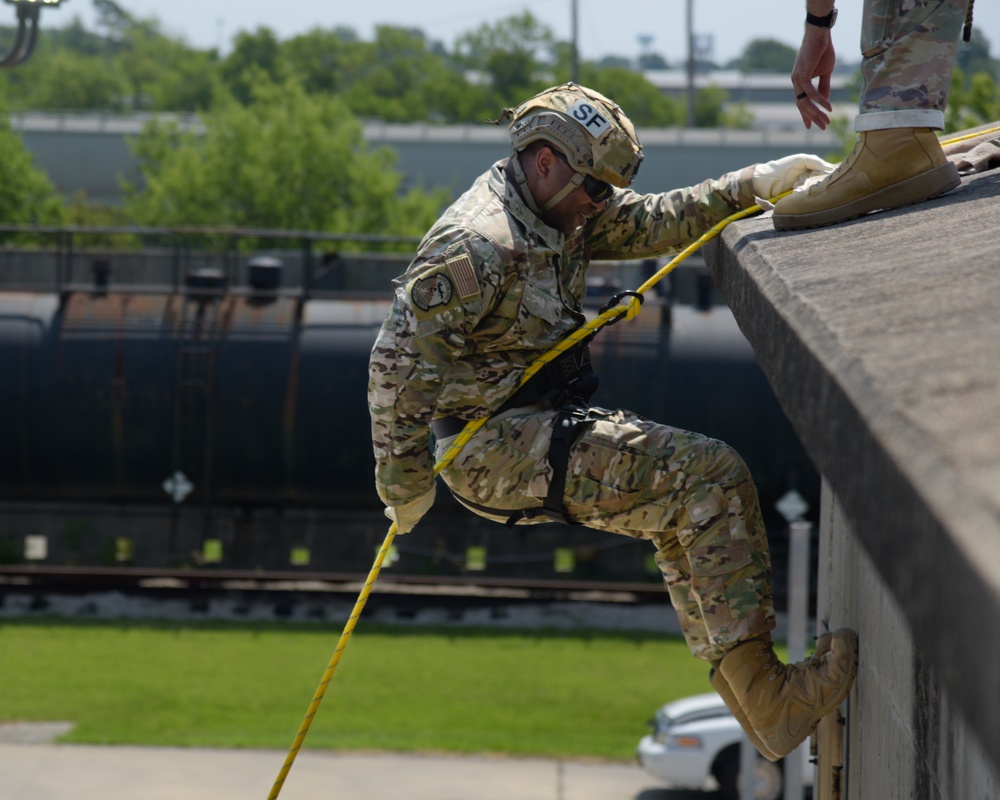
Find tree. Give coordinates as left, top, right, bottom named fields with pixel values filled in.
left=637, top=52, right=669, bottom=71
left=454, top=12, right=555, bottom=101
left=690, top=85, right=728, bottom=127
left=139, top=45, right=220, bottom=112
left=956, top=29, right=997, bottom=84
left=282, top=25, right=493, bottom=124
left=596, top=55, right=633, bottom=70
left=945, top=66, right=1000, bottom=131
left=735, top=38, right=798, bottom=73
left=281, top=27, right=355, bottom=96
left=574, top=65, right=683, bottom=127
left=43, top=16, right=115, bottom=57
left=719, top=101, right=755, bottom=129
left=64, top=191, right=141, bottom=248
left=92, top=0, right=135, bottom=40
left=1, top=8, right=219, bottom=112
left=114, top=23, right=221, bottom=111
left=220, top=27, right=285, bottom=105
left=340, top=26, right=453, bottom=121
left=124, top=76, right=446, bottom=240
left=0, top=100, right=64, bottom=233
left=1, top=10, right=743, bottom=133
left=6, top=49, right=129, bottom=110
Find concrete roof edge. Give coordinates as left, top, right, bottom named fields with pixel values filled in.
left=712, top=218, right=1000, bottom=563
left=705, top=188, right=1000, bottom=759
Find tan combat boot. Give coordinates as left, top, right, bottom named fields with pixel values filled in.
left=772, top=128, right=960, bottom=230
left=711, top=667, right=779, bottom=761
left=710, top=631, right=833, bottom=762
left=716, top=628, right=857, bottom=760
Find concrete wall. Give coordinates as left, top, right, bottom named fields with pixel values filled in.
left=707, top=141, right=1000, bottom=798
left=818, top=485, right=999, bottom=799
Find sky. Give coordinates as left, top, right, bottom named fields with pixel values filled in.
left=41, top=0, right=1000, bottom=68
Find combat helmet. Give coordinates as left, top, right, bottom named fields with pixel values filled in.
left=508, top=83, right=643, bottom=201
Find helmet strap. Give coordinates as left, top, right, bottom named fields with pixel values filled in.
left=510, top=149, right=585, bottom=216
left=539, top=173, right=583, bottom=214
left=509, top=152, right=540, bottom=213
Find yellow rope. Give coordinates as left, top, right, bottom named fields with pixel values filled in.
left=941, top=123, right=1000, bottom=147
left=267, top=123, right=1000, bottom=796
left=266, top=526, right=399, bottom=800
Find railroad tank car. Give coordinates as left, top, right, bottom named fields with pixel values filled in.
left=0, top=256, right=818, bottom=530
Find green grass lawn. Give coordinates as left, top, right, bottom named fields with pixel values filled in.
left=0, top=618, right=719, bottom=760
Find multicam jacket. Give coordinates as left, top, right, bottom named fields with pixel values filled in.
left=368, top=158, right=758, bottom=506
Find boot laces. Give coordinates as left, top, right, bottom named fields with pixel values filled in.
left=757, top=641, right=823, bottom=684
left=756, top=645, right=780, bottom=682
left=826, top=138, right=861, bottom=183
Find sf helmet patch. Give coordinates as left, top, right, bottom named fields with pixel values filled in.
left=411, top=273, right=454, bottom=311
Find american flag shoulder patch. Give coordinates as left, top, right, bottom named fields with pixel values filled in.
left=447, top=254, right=480, bottom=301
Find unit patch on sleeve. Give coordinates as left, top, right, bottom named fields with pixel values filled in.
left=407, top=254, right=481, bottom=319
left=411, top=273, right=454, bottom=311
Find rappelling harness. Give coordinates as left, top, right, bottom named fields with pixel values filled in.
left=430, top=305, right=619, bottom=527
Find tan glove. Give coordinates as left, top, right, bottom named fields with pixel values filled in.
left=752, top=153, right=836, bottom=200
left=383, top=485, right=436, bottom=534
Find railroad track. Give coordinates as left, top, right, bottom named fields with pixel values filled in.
left=0, top=565, right=674, bottom=628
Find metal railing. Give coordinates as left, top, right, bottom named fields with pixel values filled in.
left=0, top=223, right=422, bottom=297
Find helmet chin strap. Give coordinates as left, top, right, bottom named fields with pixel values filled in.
left=510, top=151, right=585, bottom=216
left=539, top=173, right=584, bottom=213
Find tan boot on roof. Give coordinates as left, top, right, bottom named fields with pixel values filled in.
left=716, top=628, right=858, bottom=760
left=772, top=128, right=960, bottom=230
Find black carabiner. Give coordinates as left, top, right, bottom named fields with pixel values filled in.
left=599, top=290, right=644, bottom=325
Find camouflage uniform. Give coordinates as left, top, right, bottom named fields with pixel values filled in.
left=857, top=0, right=970, bottom=131
left=369, top=154, right=777, bottom=662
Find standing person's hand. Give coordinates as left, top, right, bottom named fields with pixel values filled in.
left=791, top=26, right=837, bottom=130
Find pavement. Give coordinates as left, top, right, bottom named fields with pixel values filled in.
left=0, top=742, right=709, bottom=800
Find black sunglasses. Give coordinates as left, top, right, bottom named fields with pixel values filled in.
left=550, top=148, right=614, bottom=203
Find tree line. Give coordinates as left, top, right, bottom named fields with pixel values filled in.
left=0, top=0, right=996, bottom=238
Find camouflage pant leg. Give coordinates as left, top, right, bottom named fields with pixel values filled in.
left=560, top=409, right=775, bottom=662
left=857, top=0, right=969, bottom=130
left=437, top=405, right=559, bottom=523
left=438, top=406, right=776, bottom=661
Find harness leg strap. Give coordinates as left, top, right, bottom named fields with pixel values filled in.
left=507, top=405, right=595, bottom=527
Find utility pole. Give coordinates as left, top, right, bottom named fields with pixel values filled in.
left=570, top=0, right=580, bottom=83
left=685, top=0, right=696, bottom=127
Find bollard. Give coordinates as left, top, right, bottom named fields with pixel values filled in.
left=784, top=519, right=812, bottom=800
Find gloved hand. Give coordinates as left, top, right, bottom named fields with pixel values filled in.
left=383, top=485, right=436, bottom=534
left=752, top=153, right=836, bottom=200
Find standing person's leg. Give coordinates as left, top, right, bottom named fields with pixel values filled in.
left=858, top=0, right=968, bottom=130
left=773, top=0, right=967, bottom=230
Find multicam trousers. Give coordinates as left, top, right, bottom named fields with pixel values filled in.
left=437, top=404, right=776, bottom=662
left=857, top=0, right=970, bottom=131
